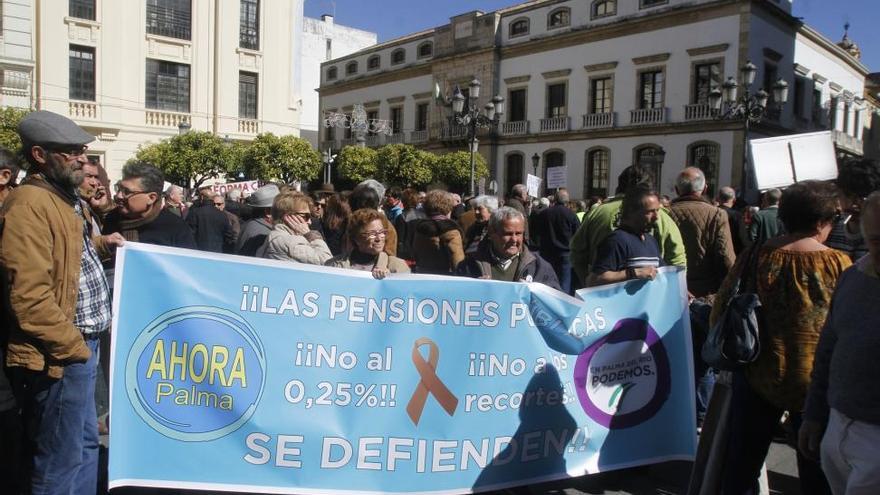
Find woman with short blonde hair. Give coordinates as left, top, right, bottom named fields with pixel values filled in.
left=258, top=192, right=332, bottom=265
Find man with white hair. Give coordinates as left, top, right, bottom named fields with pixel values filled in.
left=668, top=166, right=735, bottom=427
left=225, top=188, right=243, bottom=218
left=163, top=184, right=187, bottom=219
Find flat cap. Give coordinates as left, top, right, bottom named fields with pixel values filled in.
left=246, top=184, right=280, bottom=208
left=18, top=110, right=94, bottom=147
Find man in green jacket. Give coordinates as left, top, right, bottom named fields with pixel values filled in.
left=570, top=165, right=686, bottom=284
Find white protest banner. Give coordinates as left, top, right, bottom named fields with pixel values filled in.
left=546, top=166, right=568, bottom=189
left=749, top=131, right=837, bottom=191
left=211, top=180, right=261, bottom=196
left=526, top=174, right=542, bottom=198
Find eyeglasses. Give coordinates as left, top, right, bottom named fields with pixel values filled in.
left=314, top=203, right=326, bottom=209
left=360, top=229, right=388, bottom=240
left=293, top=211, right=312, bottom=221
left=48, top=146, right=88, bottom=161
left=213, top=202, right=225, bottom=207
left=114, top=183, right=149, bottom=200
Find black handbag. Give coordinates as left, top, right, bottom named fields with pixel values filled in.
left=701, top=242, right=763, bottom=370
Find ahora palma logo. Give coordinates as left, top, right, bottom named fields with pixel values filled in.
left=125, top=307, right=266, bottom=441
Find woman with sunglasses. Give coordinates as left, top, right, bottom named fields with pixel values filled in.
left=257, top=192, right=332, bottom=265
left=326, top=208, right=409, bottom=279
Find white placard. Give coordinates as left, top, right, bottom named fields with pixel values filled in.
left=526, top=174, right=542, bottom=198
left=211, top=180, right=261, bottom=196
left=749, top=131, right=838, bottom=191
left=546, top=166, right=568, bottom=189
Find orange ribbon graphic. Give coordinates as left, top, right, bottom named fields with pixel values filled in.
left=406, top=337, right=458, bottom=426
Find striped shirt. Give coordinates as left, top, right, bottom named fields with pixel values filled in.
left=73, top=201, right=111, bottom=334
left=591, top=228, right=663, bottom=274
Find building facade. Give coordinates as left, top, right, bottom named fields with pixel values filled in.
left=10, top=0, right=304, bottom=181
left=318, top=0, right=870, bottom=199
left=1, top=0, right=35, bottom=110
left=300, top=14, right=376, bottom=149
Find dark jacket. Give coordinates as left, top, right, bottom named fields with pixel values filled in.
left=455, top=239, right=561, bottom=291
left=103, top=209, right=196, bottom=249
left=749, top=206, right=784, bottom=243
left=186, top=204, right=233, bottom=253
left=532, top=204, right=580, bottom=259
left=236, top=217, right=273, bottom=256
left=412, top=217, right=465, bottom=274
left=394, top=207, right=427, bottom=260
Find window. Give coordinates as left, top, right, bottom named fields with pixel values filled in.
left=390, top=107, right=402, bottom=134
left=639, top=70, right=664, bottom=109
left=509, top=18, right=529, bottom=38
left=812, top=88, right=823, bottom=125
left=590, top=77, right=613, bottom=113
left=240, top=0, right=259, bottom=50
left=585, top=148, right=609, bottom=199
left=591, top=0, right=616, bottom=19
left=325, top=121, right=336, bottom=142
left=830, top=96, right=839, bottom=130
left=693, top=62, right=721, bottom=105
left=391, top=49, right=405, bottom=65
left=548, top=8, right=570, bottom=29
left=508, top=88, right=526, bottom=122
left=346, top=61, right=358, bottom=75
left=843, top=100, right=851, bottom=135
left=688, top=142, right=719, bottom=198
left=325, top=40, right=332, bottom=61
left=793, top=77, right=806, bottom=119
left=239, top=71, right=258, bottom=119
left=546, top=83, right=567, bottom=118
left=417, top=42, right=433, bottom=59
left=416, top=103, right=429, bottom=131
left=366, top=110, right=378, bottom=135
left=634, top=145, right=664, bottom=189
left=763, top=63, right=778, bottom=105
left=69, top=0, right=95, bottom=20
left=69, top=45, right=95, bottom=101
left=505, top=153, right=524, bottom=197
left=367, top=55, right=380, bottom=70
left=327, top=66, right=337, bottom=81
left=146, top=0, right=192, bottom=40
left=145, top=59, right=190, bottom=113
left=640, top=0, right=668, bottom=8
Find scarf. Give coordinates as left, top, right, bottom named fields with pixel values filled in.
left=117, top=200, right=163, bottom=242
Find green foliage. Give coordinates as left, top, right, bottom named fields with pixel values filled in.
left=0, top=107, right=29, bottom=156
left=435, top=151, right=488, bottom=193
left=377, top=144, right=435, bottom=188
left=242, top=133, right=321, bottom=184
left=335, top=145, right=378, bottom=183
left=135, top=131, right=231, bottom=189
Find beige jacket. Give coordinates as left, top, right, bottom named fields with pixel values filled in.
left=0, top=175, right=110, bottom=378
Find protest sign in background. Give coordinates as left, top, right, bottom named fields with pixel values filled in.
left=109, top=243, right=696, bottom=493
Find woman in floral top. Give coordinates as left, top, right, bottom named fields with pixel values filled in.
left=712, top=181, right=851, bottom=494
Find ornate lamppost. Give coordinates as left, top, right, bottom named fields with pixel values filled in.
left=323, top=103, right=392, bottom=148
left=449, top=79, right=504, bottom=197
left=708, top=61, right=789, bottom=193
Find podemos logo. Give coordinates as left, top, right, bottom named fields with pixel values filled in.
left=125, top=307, right=266, bottom=442
left=573, top=318, right=670, bottom=429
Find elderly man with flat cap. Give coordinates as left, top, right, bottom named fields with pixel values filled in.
left=0, top=110, right=124, bottom=494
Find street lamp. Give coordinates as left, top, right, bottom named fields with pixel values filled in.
left=531, top=153, right=540, bottom=176
left=323, top=104, right=392, bottom=148
left=448, top=78, right=504, bottom=196
left=709, top=61, right=789, bottom=194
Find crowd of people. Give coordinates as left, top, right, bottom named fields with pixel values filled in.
left=0, top=110, right=878, bottom=495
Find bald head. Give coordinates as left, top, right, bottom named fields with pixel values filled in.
left=675, top=167, right=706, bottom=197
left=717, top=186, right=736, bottom=206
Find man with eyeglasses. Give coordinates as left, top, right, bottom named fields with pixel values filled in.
left=102, top=161, right=195, bottom=249
left=0, top=110, right=125, bottom=494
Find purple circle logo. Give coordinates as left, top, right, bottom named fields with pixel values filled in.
left=573, top=318, right=671, bottom=429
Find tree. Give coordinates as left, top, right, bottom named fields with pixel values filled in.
left=377, top=144, right=435, bottom=188
left=0, top=107, right=29, bottom=155
left=435, top=151, right=489, bottom=194
left=242, top=133, right=321, bottom=184
left=136, top=131, right=231, bottom=189
left=335, top=145, right=378, bottom=183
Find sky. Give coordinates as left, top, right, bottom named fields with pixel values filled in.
left=304, top=0, right=879, bottom=73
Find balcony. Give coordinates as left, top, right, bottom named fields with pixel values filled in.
left=501, top=120, right=529, bottom=136
left=238, top=119, right=260, bottom=134
left=365, top=134, right=382, bottom=147
left=539, top=117, right=570, bottom=133
left=684, top=104, right=718, bottom=122
left=630, top=107, right=667, bottom=125
left=832, top=130, right=863, bottom=155
left=582, top=112, right=614, bottom=130
left=409, top=130, right=428, bottom=143
left=386, top=133, right=405, bottom=144
left=145, top=110, right=190, bottom=128
left=441, top=124, right=468, bottom=140
left=69, top=101, right=98, bottom=120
